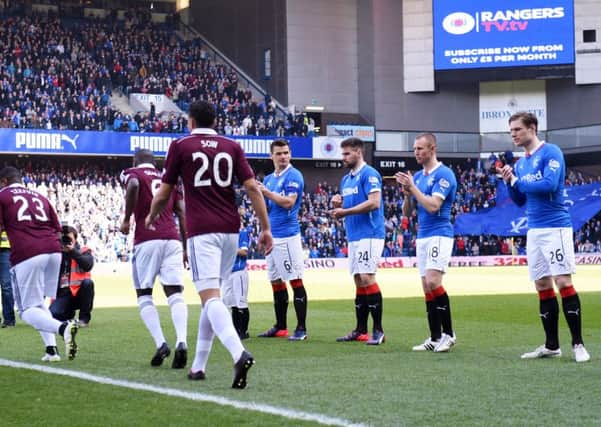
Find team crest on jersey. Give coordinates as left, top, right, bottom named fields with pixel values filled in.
left=532, top=156, right=540, bottom=168
left=427, top=177, right=434, bottom=187
left=548, top=159, right=560, bottom=171
left=438, top=178, right=450, bottom=189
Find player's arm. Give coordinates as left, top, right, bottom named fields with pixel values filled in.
left=243, top=178, right=273, bottom=254
left=396, top=171, right=443, bottom=214
left=146, top=183, right=174, bottom=228
left=258, top=181, right=298, bottom=209
left=401, top=190, right=415, bottom=217
left=515, top=154, right=563, bottom=194
left=174, top=196, right=188, bottom=267
left=120, top=177, right=139, bottom=234
left=497, top=164, right=527, bottom=207
left=334, top=190, right=381, bottom=218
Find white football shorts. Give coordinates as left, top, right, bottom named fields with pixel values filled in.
left=527, top=227, right=576, bottom=281
left=221, top=269, right=249, bottom=308
left=266, top=234, right=304, bottom=282
left=11, top=252, right=61, bottom=312
left=348, top=238, right=384, bottom=275
left=416, top=236, right=453, bottom=277
left=132, top=239, right=184, bottom=289
left=187, top=233, right=238, bottom=292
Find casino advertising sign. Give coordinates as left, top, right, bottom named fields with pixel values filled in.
left=433, top=0, right=575, bottom=70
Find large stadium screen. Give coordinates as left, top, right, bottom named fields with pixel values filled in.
left=433, top=0, right=575, bottom=70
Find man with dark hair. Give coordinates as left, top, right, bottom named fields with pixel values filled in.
left=396, top=133, right=457, bottom=352
left=497, top=111, right=590, bottom=363
left=147, top=100, right=273, bottom=388
left=257, top=139, right=308, bottom=341
left=0, top=166, right=78, bottom=362
left=330, top=137, right=386, bottom=345
left=120, top=148, right=189, bottom=369
left=50, top=225, right=95, bottom=329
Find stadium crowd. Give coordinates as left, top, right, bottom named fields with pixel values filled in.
left=0, top=13, right=310, bottom=136
left=1, top=156, right=599, bottom=262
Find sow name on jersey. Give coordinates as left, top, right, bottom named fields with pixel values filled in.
left=201, top=139, right=218, bottom=149
left=342, top=187, right=359, bottom=196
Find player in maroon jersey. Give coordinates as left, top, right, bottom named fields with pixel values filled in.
left=0, top=167, right=78, bottom=361
left=146, top=101, right=272, bottom=389
left=120, top=149, right=189, bottom=369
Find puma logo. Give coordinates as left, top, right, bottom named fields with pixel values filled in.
left=436, top=306, right=448, bottom=311
left=567, top=309, right=580, bottom=316
left=295, top=297, right=305, bottom=303
left=540, top=312, right=549, bottom=319
left=61, top=134, right=79, bottom=149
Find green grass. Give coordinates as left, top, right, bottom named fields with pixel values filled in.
left=1, top=294, right=600, bottom=426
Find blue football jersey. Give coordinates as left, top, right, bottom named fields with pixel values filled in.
left=232, top=229, right=249, bottom=272
left=508, top=142, right=571, bottom=228
left=413, top=162, right=457, bottom=238
left=341, top=163, right=385, bottom=242
left=263, top=165, right=304, bottom=238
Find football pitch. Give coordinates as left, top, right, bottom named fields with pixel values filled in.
left=1, top=266, right=600, bottom=426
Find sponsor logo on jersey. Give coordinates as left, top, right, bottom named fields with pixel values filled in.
left=342, top=187, right=359, bottom=196
left=548, top=159, right=561, bottom=171
left=522, top=170, right=543, bottom=183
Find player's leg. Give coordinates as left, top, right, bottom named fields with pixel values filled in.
left=548, top=227, right=589, bottom=362
left=43, top=253, right=79, bottom=360
left=287, top=234, right=307, bottom=341
left=412, top=275, right=441, bottom=351
left=229, top=270, right=250, bottom=339
left=235, top=270, right=250, bottom=339
left=190, top=234, right=254, bottom=388
left=39, top=330, right=60, bottom=362
left=160, top=240, right=188, bottom=368
left=13, top=254, right=77, bottom=359
left=356, top=239, right=384, bottom=346
left=336, top=241, right=369, bottom=342
left=520, top=229, right=561, bottom=359
left=133, top=242, right=169, bottom=366
left=259, top=240, right=289, bottom=337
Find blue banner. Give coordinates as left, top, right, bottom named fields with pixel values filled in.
left=454, top=182, right=601, bottom=236
left=433, top=0, right=575, bottom=70
left=0, top=129, right=314, bottom=159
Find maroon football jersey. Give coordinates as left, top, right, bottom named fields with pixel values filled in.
left=0, top=184, right=62, bottom=265
left=120, top=164, right=181, bottom=245
left=162, top=129, right=254, bottom=237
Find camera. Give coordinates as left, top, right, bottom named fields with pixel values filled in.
left=62, top=234, right=73, bottom=245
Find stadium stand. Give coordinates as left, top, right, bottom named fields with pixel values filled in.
left=0, top=12, right=308, bottom=136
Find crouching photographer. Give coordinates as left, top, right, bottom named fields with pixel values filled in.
left=50, top=226, right=95, bottom=327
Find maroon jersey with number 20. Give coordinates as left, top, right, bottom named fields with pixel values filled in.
left=162, top=128, right=254, bottom=238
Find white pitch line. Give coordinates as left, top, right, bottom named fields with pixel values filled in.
left=0, top=358, right=366, bottom=427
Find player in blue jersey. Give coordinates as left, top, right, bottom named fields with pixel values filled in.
left=330, top=137, right=386, bottom=345
left=497, top=112, right=590, bottom=363
left=396, top=133, right=457, bottom=352
left=256, top=139, right=308, bottom=341
left=221, top=227, right=251, bottom=340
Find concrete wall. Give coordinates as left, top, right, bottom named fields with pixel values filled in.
left=189, top=0, right=288, bottom=104
left=286, top=0, right=358, bottom=114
